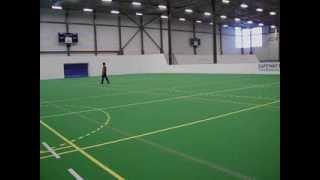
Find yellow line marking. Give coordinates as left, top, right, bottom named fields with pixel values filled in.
left=41, top=100, right=279, bottom=160
left=131, top=87, right=279, bottom=111
left=40, top=120, right=125, bottom=180
left=40, top=77, right=250, bottom=105
left=109, top=127, right=253, bottom=180
left=190, top=97, right=279, bottom=110
left=41, top=82, right=279, bottom=119
left=41, top=105, right=111, bottom=154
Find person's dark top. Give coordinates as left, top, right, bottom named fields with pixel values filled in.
left=102, top=66, right=107, bottom=75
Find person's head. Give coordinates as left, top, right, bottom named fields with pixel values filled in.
left=103, top=62, right=106, bottom=66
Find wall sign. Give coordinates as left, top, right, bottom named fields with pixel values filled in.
left=258, top=63, right=280, bottom=72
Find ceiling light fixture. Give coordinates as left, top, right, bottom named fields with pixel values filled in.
left=185, top=9, right=193, bottom=13
left=240, top=3, right=248, bottom=8
left=158, top=5, right=167, bottom=10
left=83, top=8, right=93, bottom=12
left=270, top=11, right=277, bottom=15
left=110, top=10, right=120, bottom=14
left=220, top=15, right=227, bottom=19
left=222, top=0, right=230, bottom=4
left=204, top=12, right=211, bottom=16
left=161, top=15, right=168, bottom=19
left=256, top=8, right=263, bottom=12
left=52, top=5, right=62, bottom=10
left=132, top=2, right=142, bottom=6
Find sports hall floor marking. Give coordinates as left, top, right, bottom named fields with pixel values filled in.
left=41, top=100, right=279, bottom=160
left=40, top=82, right=279, bottom=155
left=172, top=88, right=279, bottom=101
left=131, top=87, right=280, bottom=110
left=41, top=104, right=111, bottom=153
left=117, top=88, right=280, bottom=112
left=41, top=82, right=279, bottom=119
left=41, top=142, right=60, bottom=159
left=40, top=105, right=111, bottom=154
left=40, top=91, right=143, bottom=105
left=68, top=168, right=84, bottom=180
left=189, top=96, right=279, bottom=111
left=40, top=120, right=125, bottom=180
left=109, top=126, right=253, bottom=180
left=40, top=77, right=270, bottom=105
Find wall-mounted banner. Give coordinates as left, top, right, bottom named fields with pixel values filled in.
left=258, top=63, right=280, bottom=72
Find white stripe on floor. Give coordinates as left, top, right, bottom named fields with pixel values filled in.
left=42, top=142, right=60, bottom=159
left=68, top=168, right=84, bottom=180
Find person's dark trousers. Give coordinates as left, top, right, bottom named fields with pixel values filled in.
left=101, top=74, right=110, bottom=84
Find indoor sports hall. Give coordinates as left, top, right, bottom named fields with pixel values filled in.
left=40, top=0, right=280, bottom=179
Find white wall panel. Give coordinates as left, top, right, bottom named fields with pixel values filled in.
left=143, top=29, right=161, bottom=54
left=40, top=8, right=279, bottom=61
left=40, top=23, right=66, bottom=51
left=40, top=54, right=279, bottom=80
left=96, top=13, right=118, bottom=25
left=69, top=25, right=94, bottom=50
left=122, top=27, right=140, bottom=54
left=97, top=26, right=119, bottom=50
left=172, top=31, right=193, bottom=54
left=40, top=8, right=65, bottom=22
left=197, top=33, right=213, bottom=54
left=68, top=10, right=92, bottom=24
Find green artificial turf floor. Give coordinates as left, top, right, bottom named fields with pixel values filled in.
left=40, top=74, right=280, bottom=180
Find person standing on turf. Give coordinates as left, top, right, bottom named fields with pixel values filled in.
left=101, top=62, right=110, bottom=85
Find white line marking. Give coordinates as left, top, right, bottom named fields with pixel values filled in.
left=41, top=142, right=60, bottom=159
left=40, top=77, right=272, bottom=105
left=110, top=127, right=253, bottom=180
left=41, top=100, right=279, bottom=161
left=41, top=82, right=279, bottom=119
left=68, top=168, right=84, bottom=180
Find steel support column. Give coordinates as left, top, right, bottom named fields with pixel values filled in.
left=192, top=21, right=197, bottom=55
left=250, top=30, right=253, bottom=54
left=65, top=10, right=70, bottom=56
left=93, top=11, right=98, bottom=56
left=219, top=25, right=223, bottom=55
left=118, top=15, right=123, bottom=55
left=278, top=29, right=280, bottom=62
left=211, top=0, right=217, bottom=64
left=140, top=16, right=144, bottom=55
left=159, top=17, right=164, bottom=53
left=167, top=0, right=173, bottom=65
